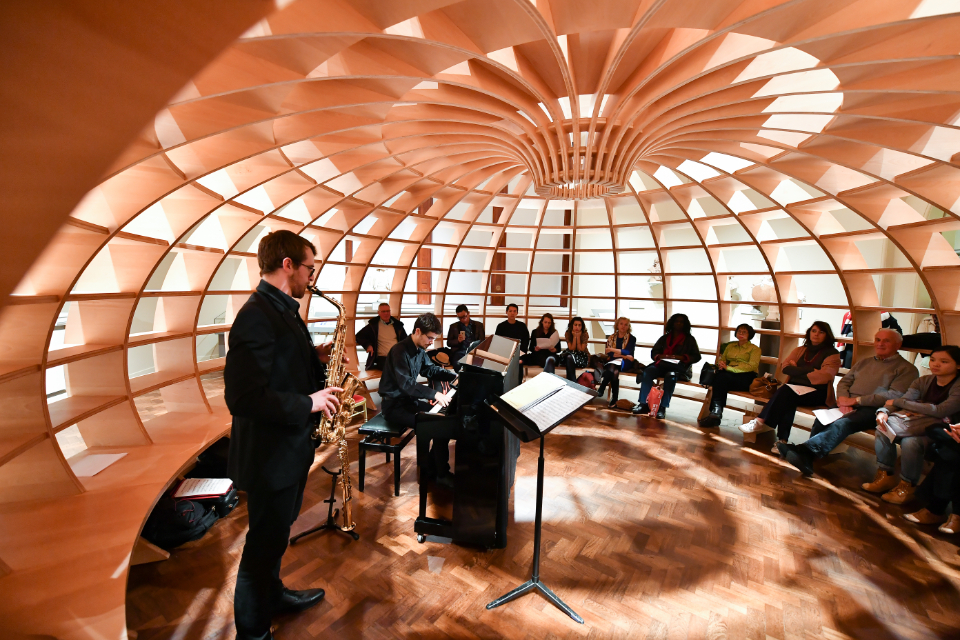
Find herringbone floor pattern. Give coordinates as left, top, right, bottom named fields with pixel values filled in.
left=126, top=401, right=960, bottom=639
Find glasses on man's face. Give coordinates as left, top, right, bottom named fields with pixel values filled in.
left=298, top=263, right=316, bottom=277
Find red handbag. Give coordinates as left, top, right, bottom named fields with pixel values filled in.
left=576, top=371, right=596, bottom=390
left=646, top=384, right=664, bottom=415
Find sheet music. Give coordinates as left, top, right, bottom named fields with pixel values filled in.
left=500, top=372, right=566, bottom=412
left=524, top=385, right=592, bottom=432
left=174, top=478, right=233, bottom=498
left=813, top=408, right=844, bottom=425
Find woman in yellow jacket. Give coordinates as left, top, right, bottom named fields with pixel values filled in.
left=740, top=321, right=841, bottom=454
left=699, top=324, right=761, bottom=428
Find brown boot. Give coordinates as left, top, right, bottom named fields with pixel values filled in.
left=881, top=480, right=916, bottom=504
left=939, top=514, right=960, bottom=534
left=862, top=469, right=899, bottom=493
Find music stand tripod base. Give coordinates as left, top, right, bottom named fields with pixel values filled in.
left=290, top=466, right=359, bottom=544
left=485, top=437, right=583, bottom=624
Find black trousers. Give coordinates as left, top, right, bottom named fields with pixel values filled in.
left=598, top=363, right=622, bottom=400
left=235, top=473, right=309, bottom=637
left=758, top=384, right=828, bottom=440
left=383, top=397, right=450, bottom=477
left=520, top=350, right=554, bottom=368
left=366, top=356, right=387, bottom=370
left=710, top=370, right=756, bottom=412
left=543, top=354, right=578, bottom=381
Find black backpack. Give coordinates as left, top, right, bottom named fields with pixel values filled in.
left=142, top=494, right=219, bottom=551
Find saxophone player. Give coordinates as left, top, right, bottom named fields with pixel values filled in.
left=225, top=230, right=342, bottom=640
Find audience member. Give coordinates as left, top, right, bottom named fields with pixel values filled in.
left=864, top=345, right=960, bottom=504
left=903, top=420, right=960, bottom=534
left=698, top=324, right=760, bottom=428
left=593, top=317, right=636, bottom=408
left=521, top=313, right=560, bottom=368
left=494, top=303, right=530, bottom=353
left=740, top=321, right=840, bottom=454
left=355, top=302, right=407, bottom=370
left=546, top=317, right=590, bottom=381
left=779, top=329, right=917, bottom=475
left=445, top=304, right=484, bottom=365
left=634, top=314, right=701, bottom=420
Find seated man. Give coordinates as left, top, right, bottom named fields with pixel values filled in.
left=779, top=329, right=918, bottom=475
left=380, top=312, right=458, bottom=487
left=494, top=303, right=530, bottom=353
left=446, top=304, right=485, bottom=365
left=355, top=302, right=406, bottom=370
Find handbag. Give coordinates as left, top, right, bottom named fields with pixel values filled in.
left=699, top=362, right=717, bottom=387
left=576, top=370, right=596, bottom=390
left=646, top=384, right=665, bottom=415
left=749, top=375, right=781, bottom=399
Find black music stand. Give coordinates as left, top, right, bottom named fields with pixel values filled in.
left=485, top=374, right=594, bottom=624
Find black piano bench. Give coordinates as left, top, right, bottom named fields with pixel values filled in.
left=358, top=413, right=415, bottom=497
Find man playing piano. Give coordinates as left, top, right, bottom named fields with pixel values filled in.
left=380, top=312, right=458, bottom=488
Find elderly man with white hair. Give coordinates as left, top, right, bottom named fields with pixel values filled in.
left=780, top=329, right=919, bottom=476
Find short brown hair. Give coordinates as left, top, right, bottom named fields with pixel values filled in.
left=257, top=230, right=317, bottom=275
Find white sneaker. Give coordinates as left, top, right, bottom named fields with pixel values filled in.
left=739, top=419, right=773, bottom=434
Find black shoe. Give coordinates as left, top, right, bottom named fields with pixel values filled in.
left=608, top=397, right=618, bottom=408
left=597, top=384, right=607, bottom=397
left=274, top=587, right=325, bottom=615
left=655, top=407, right=667, bottom=420
left=780, top=443, right=814, bottom=476
left=632, top=403, right=650, bottom=415
left=698, top=414, right=721, bottom=428
left=435, top=473, right=455, bottom=489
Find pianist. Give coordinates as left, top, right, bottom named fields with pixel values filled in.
left=380, top=312, right=458, bottom=488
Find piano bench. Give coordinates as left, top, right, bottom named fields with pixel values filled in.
left=358, top=414, right=415, bottom=497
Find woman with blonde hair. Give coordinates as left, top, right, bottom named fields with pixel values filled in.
left=595, top=317, right=636, bottom=408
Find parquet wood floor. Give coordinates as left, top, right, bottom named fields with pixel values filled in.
left=126, top=398, right=960, bottom=639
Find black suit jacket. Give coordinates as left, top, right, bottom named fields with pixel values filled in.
left=226, top=280, right=324, bottom=492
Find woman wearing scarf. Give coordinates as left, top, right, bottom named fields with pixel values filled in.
left=865, top=345, right=960, bottom=506
left=633, top=314, right=701, bottom=420
left=698, top=323, right=761, bottom=428
left=741, top=321, right=840, bottom=454
left=595, top=317, right=636, bottom=408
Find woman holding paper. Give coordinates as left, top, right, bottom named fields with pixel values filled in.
left=867, top=345, right=960, bottom=505
left=740, top=321, right=840, bottom=453
left=698, top=324, right=761, bottom=428
left=520, top=313, right=560, bottom=368
left=633, top=314, right=701, bottom=420
left=595, top=317, right=636, bottom=408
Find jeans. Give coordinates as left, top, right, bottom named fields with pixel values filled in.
left=639, top=364, right=680, bottom=408
left=710, top=370, right=756, bottom=412
left=758, top=384, right=828, bottom=440
left=235, top=474, right=309, bottom=637
left=803, top=406, right=877, bottom=457
left=876, top=434, right=927, bottom=485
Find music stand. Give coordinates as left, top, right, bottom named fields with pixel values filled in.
left=485, top=374, right=594, bottom=624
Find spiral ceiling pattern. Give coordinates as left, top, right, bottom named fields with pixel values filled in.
left=2, top=1, right=960, bottom=636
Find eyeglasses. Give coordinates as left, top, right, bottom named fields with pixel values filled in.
left=297, top=262, right=317, bottom=276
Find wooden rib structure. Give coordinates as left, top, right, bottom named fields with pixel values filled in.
left=2, top=1, right=960, bottom=638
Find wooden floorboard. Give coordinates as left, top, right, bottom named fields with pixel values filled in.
left=126, top=398, right=960, bottom=639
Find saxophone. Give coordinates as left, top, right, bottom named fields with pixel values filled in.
left=307, top=284, right=359, bottom=532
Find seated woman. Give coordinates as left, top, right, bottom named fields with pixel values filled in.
left=698, top=324, right=761, bottom=428
left=633, top=314, right=701, bottom=420
left=594, top=317, right=636, bottom=408
left=904, top=417, right=960, bottom=534
left=520, top=313, right=559, bottom=368
left=545, top=317, right=590, bottom=381
left=864, top=345, right=960, bottom=505
left=740, top=321, right=840, bottom=454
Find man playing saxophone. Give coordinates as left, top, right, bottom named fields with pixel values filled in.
left=225, top=230, right=342, bottom=640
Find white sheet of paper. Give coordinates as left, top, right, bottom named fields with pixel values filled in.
left=175, top=478, right=233, bottom=498
left=536, top=338, right=554, bottom=349
left=876, top=418, right=897, bottom=443
left=523, top=385, right=592, bottom=432
left=70, top=453, right=127, bottom=477
left=428, top=388, right=456, bottom=414
left=813, top=408, right=844, bottom=425
left=786, top=384, right=816, bottom=395
left=660, top=358, right=680, bottom=365
left=608, top=358, right=623, bottom=368
left=500, top=372, right=566, bottom=412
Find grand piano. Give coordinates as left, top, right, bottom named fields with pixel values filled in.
left=414, top=334, right=521, bottom=548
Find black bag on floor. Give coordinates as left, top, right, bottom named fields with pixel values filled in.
left=142, top=494, right=219, bottom=551
left=195, top=486, right=240, bottom=518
